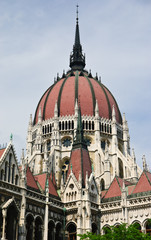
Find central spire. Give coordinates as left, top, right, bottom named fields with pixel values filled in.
left=70, top=6, right=86, bottom=71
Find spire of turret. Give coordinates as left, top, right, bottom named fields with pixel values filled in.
left=67, top=106, right=92, bottom=187
left=75, top=98, right=78, bottom=116
left=142, top=155, right=147, bottom=170
left=54, top=101, right=58, bottom=118
left=75, top=107, right=84, bottom=144
left=70, top=5, right=85, bottom=71
left=38, top=106, right=42, bottom=124
left=112, top=105, right=116, bottom=122
left=95, top=100, right=99, bottom=118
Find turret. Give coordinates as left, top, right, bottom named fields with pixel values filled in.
left=112, top=105, right=117, bottom=149
left=74, top=98, right=79, bottom=138
left=54, top=101, right=58, bottom=119
left=121, top=181, right=128, bottom=223
left=26, top=114, right=32, bottom=157
left=123, top=113, right=128, bottom=156
left=131, top=148, right=138, bottom=182
left=43, top=141, right=49, bottom=173
left=142, top=155, right=147, bottom=170
left=38, top=106, right=42, bottom=124
left=104, top=142, right=110, bottom=189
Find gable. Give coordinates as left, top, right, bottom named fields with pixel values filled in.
left=132, top=171, right=151, bottom=194
left=63, top=173, right=79, bottom=203
left=104, top=177, right=122, bottom=199
left=35, top=173, right=59, bottom=197
left=0, top=144, right=20, bottom=185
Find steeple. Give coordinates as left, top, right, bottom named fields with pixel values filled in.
left=67, top=106, right=92, bottom=187
left=70, top=5, right=86, bottom=71
left=73, top=106, right=86, bottom=150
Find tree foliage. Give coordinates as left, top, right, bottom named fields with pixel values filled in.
left=79, top=223, right=151, bottom=240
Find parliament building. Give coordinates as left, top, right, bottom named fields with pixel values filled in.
left=0, top=9, right=151, bottom=240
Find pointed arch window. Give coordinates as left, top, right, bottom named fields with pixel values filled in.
left=12, top=164, right=15, bottom=184
left=72, top=120, right=74, bottom=129
left=8, top=153, right=12, bottom=182
left=92, top=121, right=94, bottom=130
left=4, top=162, right=8, bottom=181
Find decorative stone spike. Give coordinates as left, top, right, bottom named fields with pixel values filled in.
left=95, top=73, right=98, bottom=80
left=95, top=100, right=99, bottom=117
left=142, top=155, right=147, bottom=170
left=57, top=73, right=60, bottom=81
left=62, top=70, right=66, bottom=78
left=88, top=70, right=92, bottom=78
left=54, top=101, right=58, bottom=118
left=38, top=106, right=42, bottom=124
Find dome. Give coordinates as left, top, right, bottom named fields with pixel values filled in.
left=34, top=71, right=122, bottom=125
left=33, top=13, right=122, bottom=125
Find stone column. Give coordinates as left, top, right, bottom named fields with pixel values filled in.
left=2, top=209, right=7, bottom=240
left=43, top=202, right=49, bottom=239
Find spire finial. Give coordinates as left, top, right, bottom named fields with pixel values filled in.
left=76, top=4, right=79, bottom=23
left=10, top=133, right=13, bottom=142
left=69, top=5, right=86, bottom=71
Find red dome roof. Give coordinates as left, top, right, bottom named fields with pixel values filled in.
left=34, top=71, right=122, bottom=125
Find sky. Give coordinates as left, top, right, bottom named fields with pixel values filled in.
left=0, top=0, right=151, bottom=168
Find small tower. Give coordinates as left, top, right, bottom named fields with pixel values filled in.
left=121, top=181, right=128, bottom=223
left=123, top=113, right=128, bottom=156
left=131, top=148, right=138, bottom=182
left=111, top=105, right=118, bottom=152
left=104, top=142, right=111, bottom=189
left=111, top=105, right=118, bottom=177
left=26, top=114, right=32, bottom=158
left=74, top=98, right=79, bottom=138
left=142, top=155, right=147, bottom=170
left=51, top=101, right=61, bottom=188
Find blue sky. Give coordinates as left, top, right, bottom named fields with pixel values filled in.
left=0, top=0, right=151, bottom=168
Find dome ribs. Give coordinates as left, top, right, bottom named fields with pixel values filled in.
left=34, top=72, right=122, bottom=125
left=102, top=85, right=122, bottom=124
left=75, top=70, right=79, bottom=103
left=93, top=78, right=112, bottom=120
left=84, top=74, right=96, bottom=116
left=58, top=74, right=71, bottom=116
left=34, top=87, right=52, bottom=124
left=44, top=78, right=65, bottom=120
left=78, top=75, right=93, bottom=116
left=43, top=84, right=56, bottom=121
